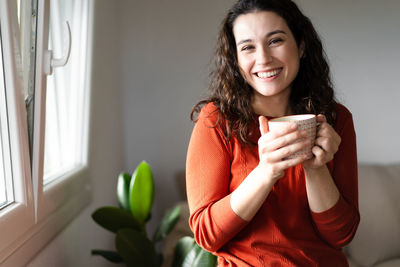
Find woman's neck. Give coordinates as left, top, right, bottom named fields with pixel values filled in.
left=251, top=91, right=292, bottom=117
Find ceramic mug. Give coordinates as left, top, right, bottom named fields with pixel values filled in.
left=268, top=114, right=316, bottom=159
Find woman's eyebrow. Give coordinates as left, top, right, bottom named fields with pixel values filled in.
left=267, top=29, right=286, bottom=37
left=237, top=38, right=253, bottom=46
left=236, top=30, right=286, bottom=46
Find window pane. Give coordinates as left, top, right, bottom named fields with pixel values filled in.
left=0, top=130, right=6, bottom=206
left=0, top=29, right=15, bottom=208
left=43, top=0, right=90, bottom=184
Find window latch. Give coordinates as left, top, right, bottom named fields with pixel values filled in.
left=44, top=21, right=71, bottom=75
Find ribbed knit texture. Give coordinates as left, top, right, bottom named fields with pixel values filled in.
left=186, top=102, right=360, bottom=266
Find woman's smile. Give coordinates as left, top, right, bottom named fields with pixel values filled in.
left=255, top=67, right=283, bottom=79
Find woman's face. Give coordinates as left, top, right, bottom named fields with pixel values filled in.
left=233, top=11, right=303, bottom=102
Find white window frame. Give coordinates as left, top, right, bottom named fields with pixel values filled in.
left=0, top=0, right=35, bottom=260
left=32, top=0, right=92, bottom=222
left=0, top=0, right=94, bottom=266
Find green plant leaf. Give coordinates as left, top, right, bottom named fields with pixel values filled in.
left=172, top=236, right=196, bottom=267
left=181, top=243, right=201, bottom=267
left=117, top=172, right=132, bottom=211
left=153, top=205, right=181, bottom=243
left=129, top=161, right=154, bottom=224
left=91, top=249, right=123, bottom=263
left=91, top=206, right=142, bottom=233
left=115, top=228, right=157, bottom=267
left=192, top=248, right=217, bottom=267
left=182, top=242, right=217, bottom=267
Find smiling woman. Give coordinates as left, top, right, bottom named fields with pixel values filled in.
left=186, top=0, right=359, bottom=266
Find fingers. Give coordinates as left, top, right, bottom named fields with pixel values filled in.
left=316, top=114, right=327, bottom=123
left=310, top=145, right=333, bottom=165
left=274, top=154, right=309, bottom=170
left=258, top=116, right=269, bottom=135
left=260, top=122, right=298, bottom=142
left=315, top=116, right=341, bottom=153
left=259, top=152, right=308, bottom=182
left=264, top=139, right=311, bottom=162
left=303, top=114, right=342, bottom=169
left=258, top=119, right=310, bottom=162
left=314, top=136, right=337, bottom=154
left=257, top=120, right=309, bottom=180
left=259, top=129, right=308, bottom=157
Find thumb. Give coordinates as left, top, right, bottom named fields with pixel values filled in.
left=259, top=116, right=269, bottom=135
left=317, top=114, right=327, bottom=123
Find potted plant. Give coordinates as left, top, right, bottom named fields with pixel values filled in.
left=91, top=161, right=181, bottom=266
left=91, top=160, right=217, bottom=267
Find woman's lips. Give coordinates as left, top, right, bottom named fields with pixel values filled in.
left=255, top=68, right=283, bottom=79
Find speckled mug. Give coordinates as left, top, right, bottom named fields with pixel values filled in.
left=268, top=114, right=316, bottom=159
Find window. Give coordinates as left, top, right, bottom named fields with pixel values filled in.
left=43, top=0, right=90, bottom=184
left=32, top=0, right=92, bottom=223
left=0, top=34, right=14, bottom=209
left=0, top=0, right=93, bottom=265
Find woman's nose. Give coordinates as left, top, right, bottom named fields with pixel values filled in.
left=256, top=46, right=272, bottom=65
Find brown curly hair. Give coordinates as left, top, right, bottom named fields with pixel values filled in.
left=191, top=0, right=336, bottom=145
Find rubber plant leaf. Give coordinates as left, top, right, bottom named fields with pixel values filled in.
left=91, top=206, right=142, bottom=233
left=91, top=249, right=123, bottom=263
left=117, top=172, right=132, bottom=211
left=182, top=242, right=217, bottom=267
left=191, top=247, right=217, bottom=267
left=171, top=236, right=196, bottom=267
left=129, top=161, right=154, bottom=224
left=115, top=228, right=157, bottom=267
left=153, top=205, right=181, bottom=243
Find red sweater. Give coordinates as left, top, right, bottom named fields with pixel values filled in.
left=186, top=103, right=360, bottom=266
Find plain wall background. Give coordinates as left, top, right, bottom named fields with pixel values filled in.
left=29, top=0, right=400, bottom=266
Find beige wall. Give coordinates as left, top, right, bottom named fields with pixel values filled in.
left=298, top=0, right=400, bottom=163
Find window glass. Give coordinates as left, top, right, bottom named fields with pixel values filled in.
left=0, top=139, right=5, bottom=207
left=43, top=0, right=89, bottom=184
left=0, top=24, right=4, bottom=207
left=0, top=29, right=14, bottom=209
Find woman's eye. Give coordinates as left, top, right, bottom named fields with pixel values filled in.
left=269, top=38, right=283, bottom=46
left=240, top=45, right=254, bottom=51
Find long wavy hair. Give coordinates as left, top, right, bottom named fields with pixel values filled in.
left=191, top=0, right=336, bottom=145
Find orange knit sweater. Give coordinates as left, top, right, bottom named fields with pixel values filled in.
left=186, top=102, right=360, bottom=266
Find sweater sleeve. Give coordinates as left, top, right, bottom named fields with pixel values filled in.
left=186, top=105, right=248, bottom=252
left=310, top=104, right=360, bottom=248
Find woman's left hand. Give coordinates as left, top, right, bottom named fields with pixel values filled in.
left=303, top=114, right=341, bottom=169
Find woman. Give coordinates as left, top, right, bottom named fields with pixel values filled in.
left=186, top=0, right=360, bottom=266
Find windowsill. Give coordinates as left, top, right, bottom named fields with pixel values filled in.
left=0, top=168, right=91, bottom=266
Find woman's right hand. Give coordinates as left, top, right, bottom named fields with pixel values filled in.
left=257, top=116, right=310, bottom=183
left=230, top=116, right=310, bottom=221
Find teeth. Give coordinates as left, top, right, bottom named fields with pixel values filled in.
left=257, top=69, right=281, bottom=78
